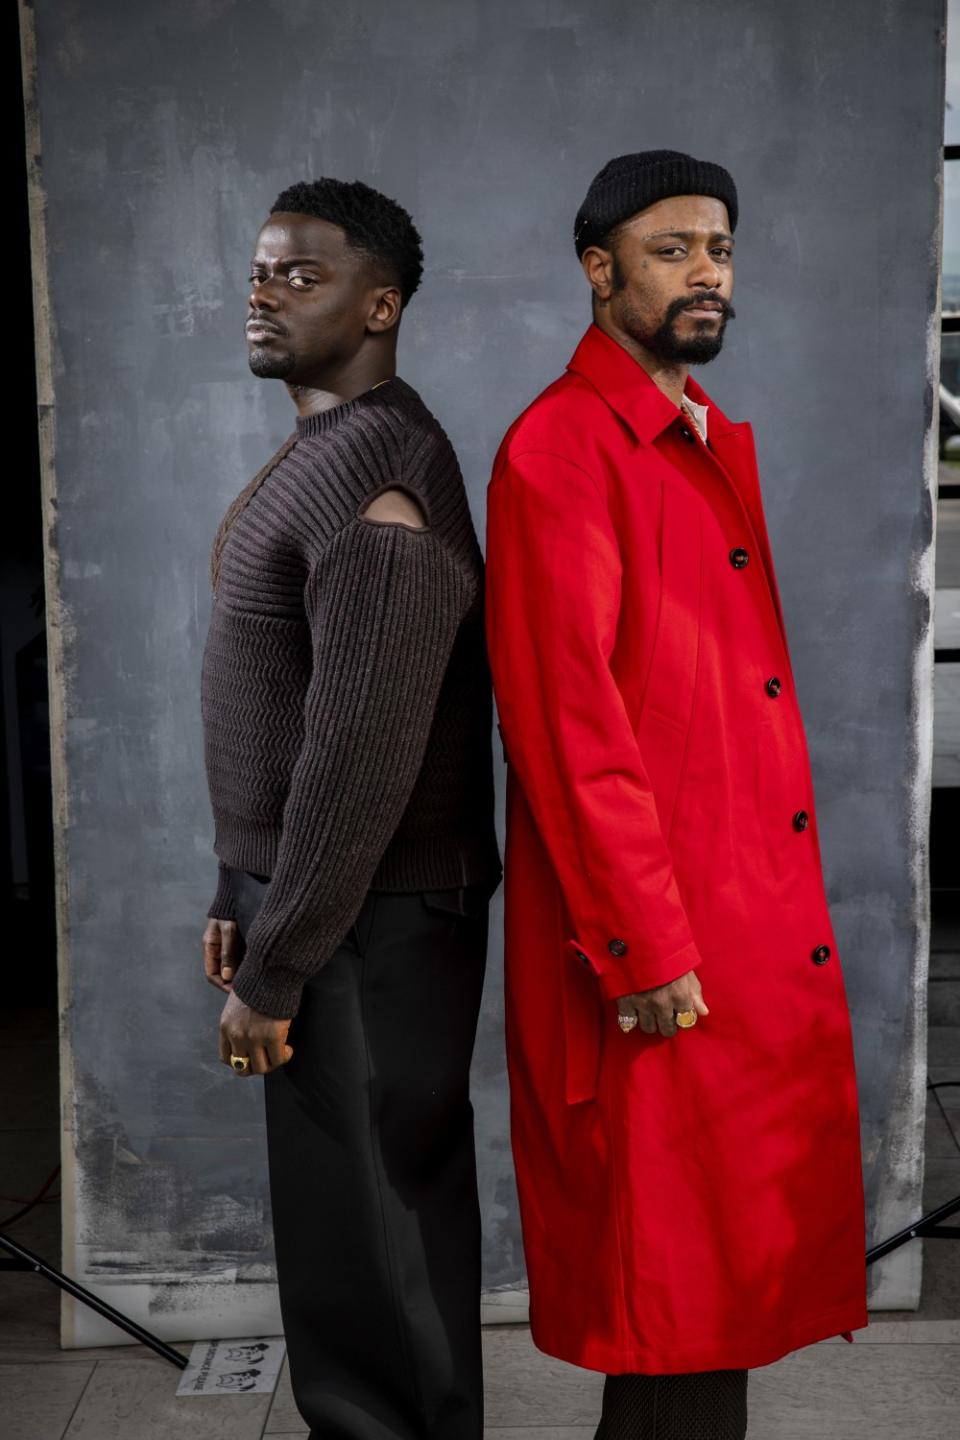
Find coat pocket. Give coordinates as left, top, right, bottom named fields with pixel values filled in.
left=561, top=936, right=605, bottom=1105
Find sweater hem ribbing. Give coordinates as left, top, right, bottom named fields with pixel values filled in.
left=213, top=829, right=503, bottom=896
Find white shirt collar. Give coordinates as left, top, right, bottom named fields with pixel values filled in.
left=680, top=391, right=709, bottom=442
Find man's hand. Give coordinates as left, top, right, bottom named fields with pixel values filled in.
left=218, top=989, right=294, bottom=1075
left=203, top=918, right=294, bottom=1073
left=202, top=917, right=244, bottom=991
left=616, top=968, right=709, bottom=1039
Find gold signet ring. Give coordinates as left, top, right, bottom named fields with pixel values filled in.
left=675, top=1009, right=698, bottom=1029
left=230, top=1054, right=251, bottom=1072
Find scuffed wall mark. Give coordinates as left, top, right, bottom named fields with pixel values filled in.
left=72, top=1069, right=272, bottom=1282
left=867, top=102, right=945, bottom=1306
left=17, top=0, right=80, bottom=1347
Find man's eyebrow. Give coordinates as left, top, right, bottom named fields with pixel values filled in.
left=249, top=255, right=328, bottom=267
left=640, top=229, right=735, bottom=244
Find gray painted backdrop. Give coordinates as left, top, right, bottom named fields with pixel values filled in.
left=27, top=0, right=944, bottom=1336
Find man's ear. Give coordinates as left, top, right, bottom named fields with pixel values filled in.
left=367, top=284, right=402, bottom=334
left=580, top=245, right=615, bottom=304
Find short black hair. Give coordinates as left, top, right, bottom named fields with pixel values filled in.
left=270, top=178, right=424, bottom=308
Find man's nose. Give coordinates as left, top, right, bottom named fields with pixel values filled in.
left=687, top=254, right=725, bottom=289
left=249, top=276, right=282, bottom=308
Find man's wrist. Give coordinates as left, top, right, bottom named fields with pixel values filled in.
left=567, top=935, right=703, bottom=1000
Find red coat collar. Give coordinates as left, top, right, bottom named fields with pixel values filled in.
left=566, top=324, right=789, bottom=651
left=565, top=321, right=740, bottom=445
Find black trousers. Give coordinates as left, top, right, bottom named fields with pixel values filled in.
left=229, top=867, right=490, bottom=1440
left=594, top=1368, right=749, bottom=1439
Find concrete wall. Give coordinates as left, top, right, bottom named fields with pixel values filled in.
left=21, top=0, right=944, bottom=1344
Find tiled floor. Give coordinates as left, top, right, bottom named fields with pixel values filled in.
left=1, top=937, right=957, bottom=1439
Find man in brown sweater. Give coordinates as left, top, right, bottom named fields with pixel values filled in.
left=199, top=178, right=502, bottom=1440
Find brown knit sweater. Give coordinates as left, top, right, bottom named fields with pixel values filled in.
left=200, top=375, right=502, bottom=1018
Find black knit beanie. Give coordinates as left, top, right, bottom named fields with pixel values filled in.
left=574, top=149, right=738, bottom=258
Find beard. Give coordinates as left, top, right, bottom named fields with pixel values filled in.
left=247, top=340, right=297, bottom=379
left=612, top=256, right=735, bottom=364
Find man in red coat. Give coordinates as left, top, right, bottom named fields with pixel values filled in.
left=484, top=151, right=868, bottom=1438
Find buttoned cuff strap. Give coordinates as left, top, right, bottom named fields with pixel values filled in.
left=567, top=935, right=704, bottom=1000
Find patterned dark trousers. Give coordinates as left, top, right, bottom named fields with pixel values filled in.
left=594, top=1367, right=749, bottom=1439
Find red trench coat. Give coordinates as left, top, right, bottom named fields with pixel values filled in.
left=484, top=322, right=868, bottom=1374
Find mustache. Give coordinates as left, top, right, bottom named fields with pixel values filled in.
left=667, top=293, right=736, bottom=321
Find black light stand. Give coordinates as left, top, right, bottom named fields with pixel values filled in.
left=866, top=1080, right=960, bottom=1265
left=0, top=1191, right=187, bottom=1370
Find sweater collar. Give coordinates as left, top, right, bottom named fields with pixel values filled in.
left=294, top=375, right=411, bottom=438
left=565, top=321, right=738, bottom=445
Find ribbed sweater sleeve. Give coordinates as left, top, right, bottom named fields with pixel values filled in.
left=228, top=514, right=471, bottom=1019
left=207, top=858, right=238, bottom=922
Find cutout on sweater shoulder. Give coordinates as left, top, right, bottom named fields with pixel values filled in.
left=357, top=488, right=429, bottom=531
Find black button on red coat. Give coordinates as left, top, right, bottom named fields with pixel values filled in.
left=576, top=949, right=590, bottom=966
left=608, top=938, right=629, bottom=957
left=793, top=810, right=809, bottom=831
left=679, top=425, right=695, bottom=442
left=729, top=547, right=749, bottom=568
left=766, top=676, right=782, bottom=697
left=812, top=944, right=831, bottom=965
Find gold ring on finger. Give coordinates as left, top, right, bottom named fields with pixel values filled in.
left=674, top=1009, right=698, bottom=1029
left=230, top=1053, right=251, bottom=1073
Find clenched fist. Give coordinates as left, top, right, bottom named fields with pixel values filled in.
left=616, top=968, right=709, bottom=1039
